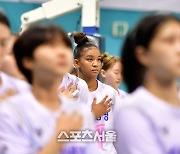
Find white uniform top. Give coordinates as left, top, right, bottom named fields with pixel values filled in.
left=117, top=89, right=127, bottom=99
left=0, top=91, right=99, bottom=154
left=114, top=86, right=180, bottom=154
left=59, top=73, right=89, bottom=104
left=0, top=72, right=30, bottom=95
left=88, top=80, right=123, bottom=154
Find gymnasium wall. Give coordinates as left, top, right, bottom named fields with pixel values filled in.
left=1, top=1, right=176, bottom=90
left=0, top=1, right=146, bottom=55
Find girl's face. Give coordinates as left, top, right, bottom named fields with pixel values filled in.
left=138, top=20, right=180, bottom=80
left=101, top=61, right=122, bottom=90
left=25, top=42, right=73, bottom=79
left=1, top=35, right=25, bottom=80
left=76, top=47, right=102, bottom=79
left=0, top=23, right=10, bottom=69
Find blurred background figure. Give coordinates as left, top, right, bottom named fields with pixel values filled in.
left=114, top=14, right=180, bottom=154
left=0, top=11, right=30, bottom=101
left=1, top=33, right=26, bottom=80
left=0, top=23, right=98, bottom=154
left=100, top=52, right=127, bottom=99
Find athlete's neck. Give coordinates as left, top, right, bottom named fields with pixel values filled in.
left=112, top=85, right=118, bottom=91
left=87, top=79, right=98, bottom=92
left=103, top=79, right=118, bottom=91
left=0, top=73, right=2, bottom=87
left=32, top=75, right=63, bottom=110
left=79, top=73, right=97, bottom=92
left=144, top=72, right=179, bottom=106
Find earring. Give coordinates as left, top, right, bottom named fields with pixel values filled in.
left=73, top=64, right=76, bottom=68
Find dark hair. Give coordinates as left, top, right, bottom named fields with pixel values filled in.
left=121, top=14, right=180, bottom=93
left=0, top=10, right=10, bottom=28
left=73, top=32, right=98, bottom=59
left=101, top=52, right=120, bottom=71
left=13, top=24, right=72, bottom=84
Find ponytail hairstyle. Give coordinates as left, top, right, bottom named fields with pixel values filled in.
left=73, top=32, right=98, bottom=59
left=101, top=52, right=120, bottom=71
left=121, top=14, right=180, bottom=93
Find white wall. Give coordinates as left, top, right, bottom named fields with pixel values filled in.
left=1, top=0, right=180, bottom=13
left=100, top=0, right=180, bottom=13
left=0, top=0, right=48, bottom=3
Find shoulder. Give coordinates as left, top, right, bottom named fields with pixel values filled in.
left=67, top=73, right=88, bottom=88
left=1, top=72, right=31, bottom=91
left=118, top=89, right=128, bottom=97
left=114, top=98, right=164, bottom=154
left=0, top=92, right=33, bottom=116
left=114, top=86, right=165, bottom=122
left=97, top=80, right=116, bottom=93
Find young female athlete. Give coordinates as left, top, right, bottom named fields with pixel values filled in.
left=73, top=32, right=122, bottom=154
left=114, top=14, right=180, bottom=154
left=100, top=52, right=127, bottom=99
left=0, top=11, right=30, bottom=101
left=0, top=24, right=98, bottom=154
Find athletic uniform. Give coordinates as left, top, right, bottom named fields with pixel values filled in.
left=117, top=89, right=127, bottom=99
left=0, top=71, right=30, bottom=96
left=114, top=86, right=180, bottom=154
left=88, top=80, right=123, bottom=154
left=59, top=73, right=89, bottom=104
left=0, top=91, right=99, bottom=154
